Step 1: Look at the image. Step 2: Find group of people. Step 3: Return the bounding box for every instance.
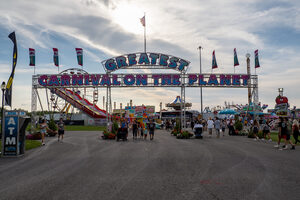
[118,118,156,140]
[131,119,156,140]
[38,118,65,145]
[273,117,299,150]
[189,115,299,150]
[191,117,228,138]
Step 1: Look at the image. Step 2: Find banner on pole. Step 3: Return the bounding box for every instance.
[29,48,35,66]
[53,48,59,67]
[212,50,218,69]
[5,32,18,107]
[254,49,260,68]
[234,48,239,67]
[75,48,83,66]
[140,16,145,27]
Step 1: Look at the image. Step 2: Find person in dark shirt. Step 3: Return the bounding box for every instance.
[274,118,284,148]
[280,118,295,150]
[132,119,138,140]
[57,118,65,142]
[148,119,156,140]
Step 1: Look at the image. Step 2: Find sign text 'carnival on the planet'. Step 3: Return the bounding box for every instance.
[36,73,253,88]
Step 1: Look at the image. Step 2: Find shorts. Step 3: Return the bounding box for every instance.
[281,133,290,140]
[149,131,154,135]
[208,128,212,134]
[58,130,64,135]
[263,130,270,134]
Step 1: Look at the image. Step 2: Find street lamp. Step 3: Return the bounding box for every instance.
[1,81,6,139]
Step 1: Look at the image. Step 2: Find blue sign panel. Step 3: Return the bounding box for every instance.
[3,116,19,156]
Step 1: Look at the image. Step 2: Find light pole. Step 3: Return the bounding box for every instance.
[198,46,203,116]
[1,81,6,139]
[246,53,251,105]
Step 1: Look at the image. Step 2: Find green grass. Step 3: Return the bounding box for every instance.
[0,140,42,152]
[25,140,42,150]
[65,125,106,131]
[268,132,298,144]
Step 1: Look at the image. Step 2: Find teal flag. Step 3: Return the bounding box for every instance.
[234,48,239,67]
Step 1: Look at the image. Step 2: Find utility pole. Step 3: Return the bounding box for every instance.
[198,46,203,115]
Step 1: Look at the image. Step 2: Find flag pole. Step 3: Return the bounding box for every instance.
[144,12,146,53]
[198,46,203,115]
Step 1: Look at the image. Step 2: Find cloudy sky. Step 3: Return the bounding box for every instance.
[0,0,299,112]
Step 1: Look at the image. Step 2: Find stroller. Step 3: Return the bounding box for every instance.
[117,128,128,141]
[194,124,203,139]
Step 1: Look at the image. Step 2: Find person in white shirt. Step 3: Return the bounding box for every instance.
[207,117,214,137]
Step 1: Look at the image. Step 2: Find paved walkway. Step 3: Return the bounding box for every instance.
[0,130,300,200]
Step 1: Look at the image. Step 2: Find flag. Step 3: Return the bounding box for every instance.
[254,49,260,68]
[5,32,18,107]
[29,48,35,66]
[140,15,145,27]
[234,48,239,67]
[53,48,59,67]
[75,48,83,66]
[212,50,218,69]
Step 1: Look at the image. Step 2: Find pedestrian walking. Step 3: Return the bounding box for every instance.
[292,119,300,144]
[207,117,214,137]
[191,120,195,130]
[139,121,144,139]
[132,119,138,140]
[252,120,260,140]
[279,118,295,150]
[143,121,148,140]
[214,117,221,138]
[274,117,284,148]
[39,119,48,145]
[228,119,235,136]
[148,119,155,140]
[221,120,226,136]
[57,118,65,142]
[262,119,272,141]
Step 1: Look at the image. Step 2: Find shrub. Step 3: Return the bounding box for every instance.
[48,118,57,131]
[247,127,254,138]
[174,119,181,133]
[234,120,243,131]
[112,121,119,134]
[176,130,193,139]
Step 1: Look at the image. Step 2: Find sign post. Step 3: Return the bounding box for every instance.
[2,111,19,156]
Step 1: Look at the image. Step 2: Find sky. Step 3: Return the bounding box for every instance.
[0,0,299,112]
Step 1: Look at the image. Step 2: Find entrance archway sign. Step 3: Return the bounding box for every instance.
[36,73,253,88]
[101,52,190,73]
[31,52,258,129]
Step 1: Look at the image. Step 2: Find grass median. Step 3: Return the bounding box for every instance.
[267,132,299,144]
[0,140,42,152]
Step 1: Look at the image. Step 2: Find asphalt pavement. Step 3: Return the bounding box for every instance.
[0,129,300,200]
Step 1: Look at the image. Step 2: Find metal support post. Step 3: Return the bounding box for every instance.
[198,46,203,115]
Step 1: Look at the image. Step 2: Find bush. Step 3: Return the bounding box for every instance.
[234,120,243,131]
[174,119,181,132]
[48,118,57,131]
[176,130,193,139]
[102,129,116,139]
[112,121,119,134]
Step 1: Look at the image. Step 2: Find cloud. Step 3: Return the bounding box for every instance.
[0,0,299,111]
